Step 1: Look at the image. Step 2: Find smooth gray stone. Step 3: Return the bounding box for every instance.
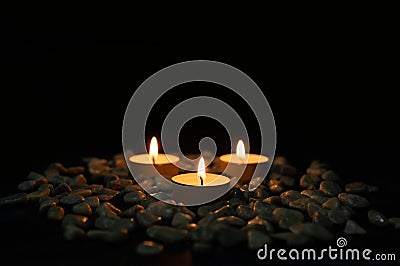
[146,201,177,219]
[88,184,104,193]
[29,189,50,202]
[27,171,45,180]
[124,191,146,205]
[216,216,246,227]
[60,194,84,205]
[68,174,87,187]
[73,202,92,216]
[177,206,196,219]
[244,216,275,233]
[236,205,256,220]
[121,205,145,218]
[368,210,389,226]
[321,170,340,181]
[171,213,193,228]
[214,205,236,218]
[146,225,188,245]
[63,224,86,240]
[319,181,342,196]
[345,182,367,193]
[18,180,37,192]
[39,198,58,213]
[38,184,53,193]
[214,226,246,247]
[136,211,162,228]
[197,213,217,227]
[272,208,304,229]
[301,189,325,198]
[47,206,65,221]
[197,201,229,218]
[84,196,100,208]
[272,232,313,247]
[289,197,315,212]
[61,214,89,229]
[300,175,320,188]
[87,229,128,243]
[229,197,244,208]
[328,209,347,224]
[344,220,367,234]
[136,241,164,256]
[95,216,136,231]
[312,211,333,227]
[66,166,85,176]
[53,183,72,195]
[289,222,334,242]
[97,194,115,202]
[96,202,121,217]
[338,193,369,208]
[107,179,133,191]
[341,206,354,219]
[253,201,276,221]
[263,196,282,205]
[307,202,323,218]
[280,190,306,205]
[322,197,341,210]
[247,230,271,250]
[0,193,29,206]
[71,189,92,197]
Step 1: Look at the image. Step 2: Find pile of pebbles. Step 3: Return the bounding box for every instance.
[1,155,399,256]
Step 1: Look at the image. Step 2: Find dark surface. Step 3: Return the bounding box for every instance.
[0,28,399,265]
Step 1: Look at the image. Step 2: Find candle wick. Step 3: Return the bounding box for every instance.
[152,157,156,164]
[199,176,204,186]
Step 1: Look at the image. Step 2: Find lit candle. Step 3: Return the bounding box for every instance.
[219,140,269,185]
[128,137,180,179]
[172,157,230,188]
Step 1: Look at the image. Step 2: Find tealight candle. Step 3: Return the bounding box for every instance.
[219,140,269,185]
[128,137,180,179]
[172,157,230,188]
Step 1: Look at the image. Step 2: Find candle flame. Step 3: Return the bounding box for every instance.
[149,137,158,163]
[197,157,206,185]
[236,140,245,159]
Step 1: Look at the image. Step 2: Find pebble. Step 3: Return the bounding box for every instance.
[84,196,100,208]
[95,216,136,231]
[136,211,162,228]
[289,222,333,242]
[0,193,29,206]
[197,201,229,218]
[368,210,389,226]
[306,167,326,177]
[172,213,193,228]
[307,202,323,218]
[18,180,37,192]
[71,189,92,197]
[214,225,246,247]
[60,194,84,205]
[344,220,367,234]
[62,214,89,229]
[177,206,196,220]
[321,170,339,181]
[104,174,119,183]
[69,174,87,187]
[328,209,347,224]
[338,193,369,208]
[136,241,164,255]
[253,201,276,221]
[319,181,342,196]
[322,197,341,210]
[272,232,312,247]
[280,190,306,205]
[250,186,269,200]
[53,183,72,195]
[66,166,85,176]
[247,230,271,249]
[38,184,53,193]
[29,189,51,202]
[228,197,242,208]
[269,184,285,194]
[312,210,333,227]
[236,205,256,220]
[106,179,133,190]
[87,229,128,243]
[300,175,320,188]
[388,217,400,229]
[124,191,147,205]
[289,197,315,212]
[121,205,145,218]
[39,198,58,213]
[97,194,115,202]
[273,208,304,229]
[146,225,188,245]
[48,206,65,221]
[197,213,217,227]
[63,224,86,240]
[96,202,121,217]
[146,201,177,219]
[27,171,45,180]
[88,184,104,193]
[73,202,92,216]
[216,216,246,227]
[214,205,236,218]
[341,206,354,219]
[301,189,329,204]
[263,196,282,205]
[244,216,275,233]
[345,182,367,193]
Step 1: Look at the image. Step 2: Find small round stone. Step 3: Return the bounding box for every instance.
[216,216,246,227]
[73,202,92,216]
[60,194,84,205]
[84,196,100,208]
[146,225,188,245]
[61,214,89,229]
[171,212,193,228]
[247,230,271,249]
[39,198,58,213]
[236,205,256,220]
[29,189,51,202]
[95,202,121,217]
[344,220,367,234]
[121,205,145,218]
[328,209,347,224]
[319,181,342,197]
[0,193,29,206]
[48,206,65,221]
[124,191,147,205]
[136,211,162,228]
[345,182,367,193]
[136,241,164,256]
[338,193,369,208]
[146,201,177,219]
[368,210,389,226]
[322,197,341,210]
[87,229,128,243]
[63,225,86,240]
[321,170,340,181]
[18,180,37,192]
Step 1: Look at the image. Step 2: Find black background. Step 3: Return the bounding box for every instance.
[0,25,399,265]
